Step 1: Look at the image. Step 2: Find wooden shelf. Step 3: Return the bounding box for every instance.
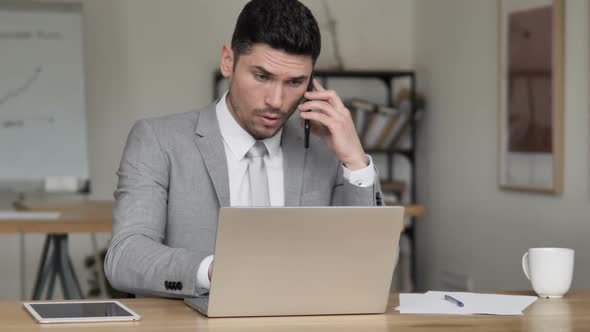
[380,180,406,195]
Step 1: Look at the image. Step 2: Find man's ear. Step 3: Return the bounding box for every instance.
[220,45,234,78]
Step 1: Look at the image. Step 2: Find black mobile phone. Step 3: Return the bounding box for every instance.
[304,74,313,149]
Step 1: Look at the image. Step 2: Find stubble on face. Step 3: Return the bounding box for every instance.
[222,44,312,141]
[226,88,300,140]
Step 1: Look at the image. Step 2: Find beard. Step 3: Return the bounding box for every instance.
[227,90,299,140]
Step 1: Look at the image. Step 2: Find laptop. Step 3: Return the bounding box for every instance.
[184,206,404,317]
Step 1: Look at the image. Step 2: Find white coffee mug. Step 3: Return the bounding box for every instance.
[522,248,574,298]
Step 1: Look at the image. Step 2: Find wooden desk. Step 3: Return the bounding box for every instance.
[3,201,421,300]
[3,201,113,300]
[19,201,425,219]
[0,210,112,234]
[3,290,589,331]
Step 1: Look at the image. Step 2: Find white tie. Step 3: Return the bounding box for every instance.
[246,141,270,206]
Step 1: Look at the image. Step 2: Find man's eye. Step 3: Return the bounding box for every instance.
[255,73,268,81]
[289,80,303,87]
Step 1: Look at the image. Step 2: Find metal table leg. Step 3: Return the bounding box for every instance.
[58,235,82,299]
[31,234,83,300]
[31,236,51,300]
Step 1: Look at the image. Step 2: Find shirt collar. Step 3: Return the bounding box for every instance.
[216,91,282,160]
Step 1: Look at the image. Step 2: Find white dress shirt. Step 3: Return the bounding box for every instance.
[196,92,376,291]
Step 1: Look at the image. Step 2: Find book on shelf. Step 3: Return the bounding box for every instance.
[362,105,399,149]
[347,89,425,151]
[383,88,427,150]
[375,106,402,148]
[381,100,412,149]
[347,99,377,139]
[384,99,426,150]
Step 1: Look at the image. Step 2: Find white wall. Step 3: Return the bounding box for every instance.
[414,0,590,291]
[0,0,415,300]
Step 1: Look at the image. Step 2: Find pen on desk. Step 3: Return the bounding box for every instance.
[444,295,464,307]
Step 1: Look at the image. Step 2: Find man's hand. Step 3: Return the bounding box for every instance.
[298,79,368,170]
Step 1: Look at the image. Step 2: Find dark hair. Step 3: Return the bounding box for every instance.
[231,0,321,64]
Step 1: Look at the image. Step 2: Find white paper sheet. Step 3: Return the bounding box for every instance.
[396,291,537,315]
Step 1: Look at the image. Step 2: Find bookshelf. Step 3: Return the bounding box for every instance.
[213,70,423,288]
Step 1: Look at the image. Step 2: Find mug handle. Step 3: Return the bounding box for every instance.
[522,252,531,280]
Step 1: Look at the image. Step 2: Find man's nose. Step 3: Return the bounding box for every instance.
[264,84,283,110]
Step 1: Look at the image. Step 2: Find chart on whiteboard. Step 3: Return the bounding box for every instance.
[0,66,53,126]
[0,4,88,189]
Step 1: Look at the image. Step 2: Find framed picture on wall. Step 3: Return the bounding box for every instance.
[498,0,565,194]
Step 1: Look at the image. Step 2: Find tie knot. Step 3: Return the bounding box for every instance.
[246,141,268,159]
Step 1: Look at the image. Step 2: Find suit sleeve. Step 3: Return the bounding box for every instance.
[104,119,208,298]
[331,155,383,206]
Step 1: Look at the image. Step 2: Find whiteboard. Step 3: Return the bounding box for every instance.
[0,3,88,192]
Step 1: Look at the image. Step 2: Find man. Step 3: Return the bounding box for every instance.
[105,0,382,298]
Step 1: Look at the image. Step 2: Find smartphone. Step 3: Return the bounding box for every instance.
[304,74,314,149]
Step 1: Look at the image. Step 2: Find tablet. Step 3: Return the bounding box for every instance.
[23,300,141,324]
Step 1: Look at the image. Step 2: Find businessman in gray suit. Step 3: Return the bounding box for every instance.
[105,0,383,298]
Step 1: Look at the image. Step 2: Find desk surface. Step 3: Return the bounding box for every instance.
[0,201,424,234]
[0,201,112,234]
[3,290,589,331]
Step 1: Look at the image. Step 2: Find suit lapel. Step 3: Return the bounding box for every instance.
[193,104,230,207]
[282,120,306,206]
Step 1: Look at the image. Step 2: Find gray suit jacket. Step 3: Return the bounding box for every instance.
[104,102,382,298]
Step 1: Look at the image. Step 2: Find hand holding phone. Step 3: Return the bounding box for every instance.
[299,78,369,171]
